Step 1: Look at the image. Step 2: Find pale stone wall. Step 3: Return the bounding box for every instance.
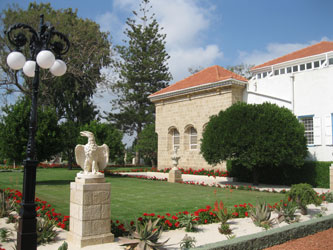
[67,177,114,247]
[154,85,245,171]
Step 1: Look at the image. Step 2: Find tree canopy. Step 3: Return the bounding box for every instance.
[0,2,111,120]
[201,102,308,184]
[0,97,62,164]
[106,0,172,164]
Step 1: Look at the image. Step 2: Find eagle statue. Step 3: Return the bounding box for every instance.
[75,131,109,175]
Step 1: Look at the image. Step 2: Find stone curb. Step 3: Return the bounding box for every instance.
[192,214,333,250]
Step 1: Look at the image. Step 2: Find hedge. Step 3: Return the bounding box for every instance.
[227,160,332,188]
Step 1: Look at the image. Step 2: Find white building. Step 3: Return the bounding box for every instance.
[245,41,333,161]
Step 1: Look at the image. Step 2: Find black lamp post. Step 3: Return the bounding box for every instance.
[5,15,70,250]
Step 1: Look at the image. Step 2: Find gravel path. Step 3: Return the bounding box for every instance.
[265,227,333,250]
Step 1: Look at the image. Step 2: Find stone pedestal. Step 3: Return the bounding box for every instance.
[67,176,114,248]
[330,164,333,192]
[168,168,183,183]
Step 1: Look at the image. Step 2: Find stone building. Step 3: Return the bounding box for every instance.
[149,41,333,171]
[149,65,248,170]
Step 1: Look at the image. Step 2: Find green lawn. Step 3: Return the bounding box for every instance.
[0,168,285,222]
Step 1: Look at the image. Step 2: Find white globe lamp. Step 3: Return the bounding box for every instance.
[49,59,67,76]
[36,50,55,69]
[23,60,36,77]
[7,51,26,70]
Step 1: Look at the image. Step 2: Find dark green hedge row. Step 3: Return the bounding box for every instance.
[227,160,332,188]
[194,214,333,250]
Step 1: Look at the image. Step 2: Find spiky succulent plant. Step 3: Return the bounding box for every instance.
[250,199,274,229]
[119,218,169,250]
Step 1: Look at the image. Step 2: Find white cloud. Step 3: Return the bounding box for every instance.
[238,37,330,66]
[169,45,223,81]
[95,0,223,83]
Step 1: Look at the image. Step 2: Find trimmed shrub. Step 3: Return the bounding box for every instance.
[227,161,332,188]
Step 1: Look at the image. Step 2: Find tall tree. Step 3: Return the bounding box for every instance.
[0,2,111,106]
[0,3,111,166]
[107,0,172,164]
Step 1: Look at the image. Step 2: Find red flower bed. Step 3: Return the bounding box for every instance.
[3,188,69,230]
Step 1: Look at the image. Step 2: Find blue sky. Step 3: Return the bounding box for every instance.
[1,0,333,144]
[2,0,333,83]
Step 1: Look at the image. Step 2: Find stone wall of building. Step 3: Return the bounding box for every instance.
[154,84,244,171]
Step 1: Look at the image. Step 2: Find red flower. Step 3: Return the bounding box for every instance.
[116,220,119,224]
[204,219,207,224]
[166,213,171,217]
[234,205,238,208]
[172,215,178,220]
[175,221,180,227]
[130,221,134,226]
[138,217,143,221]
[245,212,249,217]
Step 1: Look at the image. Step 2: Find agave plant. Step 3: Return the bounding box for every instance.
[274,199,299,224]
[178,213,198,232]
[36,217,58,245]
[180,234,196,249]
[0,228,12,242]
[250,199,274,229]
[119,218,169,250]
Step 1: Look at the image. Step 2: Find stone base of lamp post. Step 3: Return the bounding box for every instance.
[67,176,114,248]
[330,164,333,192]
[168,168,183,183]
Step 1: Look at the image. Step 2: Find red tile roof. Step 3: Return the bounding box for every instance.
[150,65,248,97]
[252,41,333,70]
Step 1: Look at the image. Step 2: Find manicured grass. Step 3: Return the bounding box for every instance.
[0,168,285,222]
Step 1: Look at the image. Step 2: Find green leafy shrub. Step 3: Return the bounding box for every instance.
[250,199,274,229]
[119,219,169,250]
[178,213,198,232]
[180,234,196,249]
[287,183,322,215]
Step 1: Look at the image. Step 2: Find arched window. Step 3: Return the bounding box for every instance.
[168,127,180,151]
[189,127,197,149]
[173,129,180,150]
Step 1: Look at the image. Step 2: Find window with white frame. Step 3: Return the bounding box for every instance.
[189,127,197,149]
[299,117,314,145]
[173,129,180,150]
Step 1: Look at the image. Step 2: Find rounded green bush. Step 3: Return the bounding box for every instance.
[287,183,322,215]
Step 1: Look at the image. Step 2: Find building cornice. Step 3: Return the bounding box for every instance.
[251,51,333,73]
[149,79,246,103]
